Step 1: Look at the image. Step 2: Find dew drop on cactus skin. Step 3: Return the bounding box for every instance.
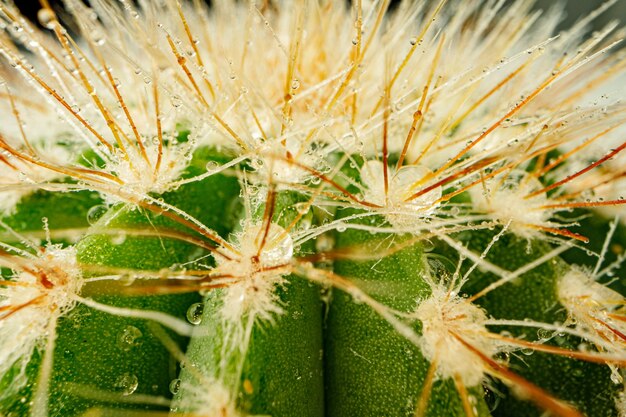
[169,378,182,395]
[86,204,108,225]
[186,303,204,325]
[113,373,139,396]
[118,326,143,351]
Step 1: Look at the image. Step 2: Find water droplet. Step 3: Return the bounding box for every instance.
[186,303,204,325]
[87,205,108,225]
[260,224,294,265]
[299,218,312,231]
[37,8,55,30]
[91,30,106,45]
[169,378,181,394]
[111,233,126,245]
[250,158,264,170]
[393,164,442,213]
[537,328,552,340]
[118,326,142,351]
[169,263,184,272]
[170,95,183,108]
[291,79,300,90]
[205,160,220,171]
[421,239,434,252]
[119,273,136,286]
[114,373,138,396]
[315,234,334,253]
[520,348,534,356]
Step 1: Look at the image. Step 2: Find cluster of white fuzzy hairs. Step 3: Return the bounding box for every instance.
[0,0,625,417]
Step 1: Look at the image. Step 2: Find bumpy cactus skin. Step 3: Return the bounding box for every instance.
[0,1,625,417]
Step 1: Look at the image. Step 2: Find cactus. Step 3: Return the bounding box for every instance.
[0,0,625,416]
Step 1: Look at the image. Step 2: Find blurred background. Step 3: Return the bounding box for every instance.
[13,0,626,32]
[533,0,625,29]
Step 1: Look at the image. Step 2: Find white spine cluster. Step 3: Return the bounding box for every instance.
[0,245,82,397]
[216,222,294,323]
[415,284,502,387]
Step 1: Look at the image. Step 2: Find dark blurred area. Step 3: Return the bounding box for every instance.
[14,0,626,32]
